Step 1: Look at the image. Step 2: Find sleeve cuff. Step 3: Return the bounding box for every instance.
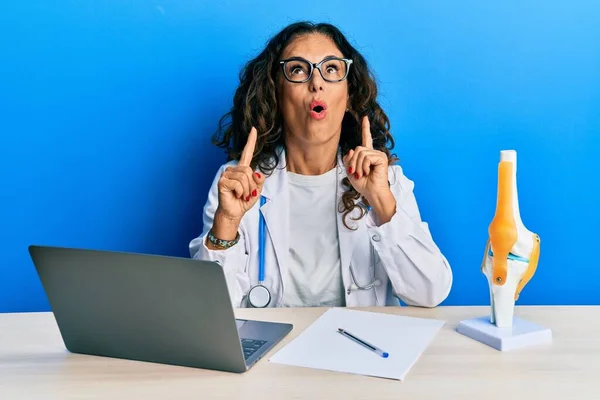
[192,231,246,265]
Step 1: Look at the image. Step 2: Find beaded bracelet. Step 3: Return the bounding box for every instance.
[207,229,240,249]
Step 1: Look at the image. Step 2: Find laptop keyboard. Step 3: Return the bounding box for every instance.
[241,338,267,360]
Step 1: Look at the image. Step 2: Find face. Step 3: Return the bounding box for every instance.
[277,33,349,146]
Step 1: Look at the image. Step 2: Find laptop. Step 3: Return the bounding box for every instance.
[28,245,293,373]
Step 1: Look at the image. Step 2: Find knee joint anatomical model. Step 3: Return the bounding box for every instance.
[481,150,540,328]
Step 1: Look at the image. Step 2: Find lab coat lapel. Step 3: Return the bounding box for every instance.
[335,153,357,293]
[259,149,289,296]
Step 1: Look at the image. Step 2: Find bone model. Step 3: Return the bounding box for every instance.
[481,150,541,328]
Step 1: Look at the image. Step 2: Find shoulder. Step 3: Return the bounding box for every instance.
[387,163,415,196]
[212,159,240,177]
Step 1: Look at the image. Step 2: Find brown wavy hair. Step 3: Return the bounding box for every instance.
[212,21,398,229]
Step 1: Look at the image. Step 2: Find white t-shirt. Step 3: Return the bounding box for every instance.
[281,167,345,307]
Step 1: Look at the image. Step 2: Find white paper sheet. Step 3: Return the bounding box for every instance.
[269,308,445,380]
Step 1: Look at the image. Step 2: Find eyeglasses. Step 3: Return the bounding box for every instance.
[279,56,353,83]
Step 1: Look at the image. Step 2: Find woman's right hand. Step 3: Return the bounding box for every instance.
[214,127,265,231]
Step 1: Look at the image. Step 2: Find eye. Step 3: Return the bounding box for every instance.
[286,61,309,76]
[326,64,339,73]
[322,59,345,79]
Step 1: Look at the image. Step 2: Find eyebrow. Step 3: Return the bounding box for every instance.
[286,54,342,61]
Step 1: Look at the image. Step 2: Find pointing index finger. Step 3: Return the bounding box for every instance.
[239,127,257,167]
[362,116,373,149]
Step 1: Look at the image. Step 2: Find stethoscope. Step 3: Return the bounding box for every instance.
[246,195,381,308]
[247,196,272,308]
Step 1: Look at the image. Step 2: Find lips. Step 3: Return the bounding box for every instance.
[309,100,327,120]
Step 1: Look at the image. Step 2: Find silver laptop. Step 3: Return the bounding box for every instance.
[28,245,293,373]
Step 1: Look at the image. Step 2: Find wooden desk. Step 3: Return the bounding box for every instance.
[1,306,599,399]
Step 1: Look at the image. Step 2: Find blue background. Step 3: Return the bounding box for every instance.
[2,1,599,312]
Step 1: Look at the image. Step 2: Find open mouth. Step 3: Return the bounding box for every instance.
[309,100,327,119]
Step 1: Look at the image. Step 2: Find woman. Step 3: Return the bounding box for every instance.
[189,21,452,309]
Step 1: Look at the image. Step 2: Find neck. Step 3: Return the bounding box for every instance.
[284,135,339,175]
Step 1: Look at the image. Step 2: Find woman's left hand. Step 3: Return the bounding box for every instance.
[343,116,391,203]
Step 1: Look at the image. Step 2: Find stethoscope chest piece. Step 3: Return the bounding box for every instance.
[248,284,271,308]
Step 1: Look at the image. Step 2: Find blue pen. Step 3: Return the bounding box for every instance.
[337,328,389,358]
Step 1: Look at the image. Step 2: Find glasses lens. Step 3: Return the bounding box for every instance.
[321,59,347,82]
[284,59,311,82]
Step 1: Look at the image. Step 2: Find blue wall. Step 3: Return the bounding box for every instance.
[2,1,599,312]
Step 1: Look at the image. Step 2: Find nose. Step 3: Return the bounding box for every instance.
[308,68,325,93]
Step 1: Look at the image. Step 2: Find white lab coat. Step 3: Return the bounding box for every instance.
[189,148,452,308]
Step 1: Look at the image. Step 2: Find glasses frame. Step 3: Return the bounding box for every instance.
[279,56,353,83]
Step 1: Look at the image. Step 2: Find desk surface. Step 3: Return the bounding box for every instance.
[1,306,599,399]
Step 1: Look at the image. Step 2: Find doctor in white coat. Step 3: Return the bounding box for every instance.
[189,22,452,309]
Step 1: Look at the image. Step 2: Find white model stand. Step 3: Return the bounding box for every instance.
[457,316,552,351]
